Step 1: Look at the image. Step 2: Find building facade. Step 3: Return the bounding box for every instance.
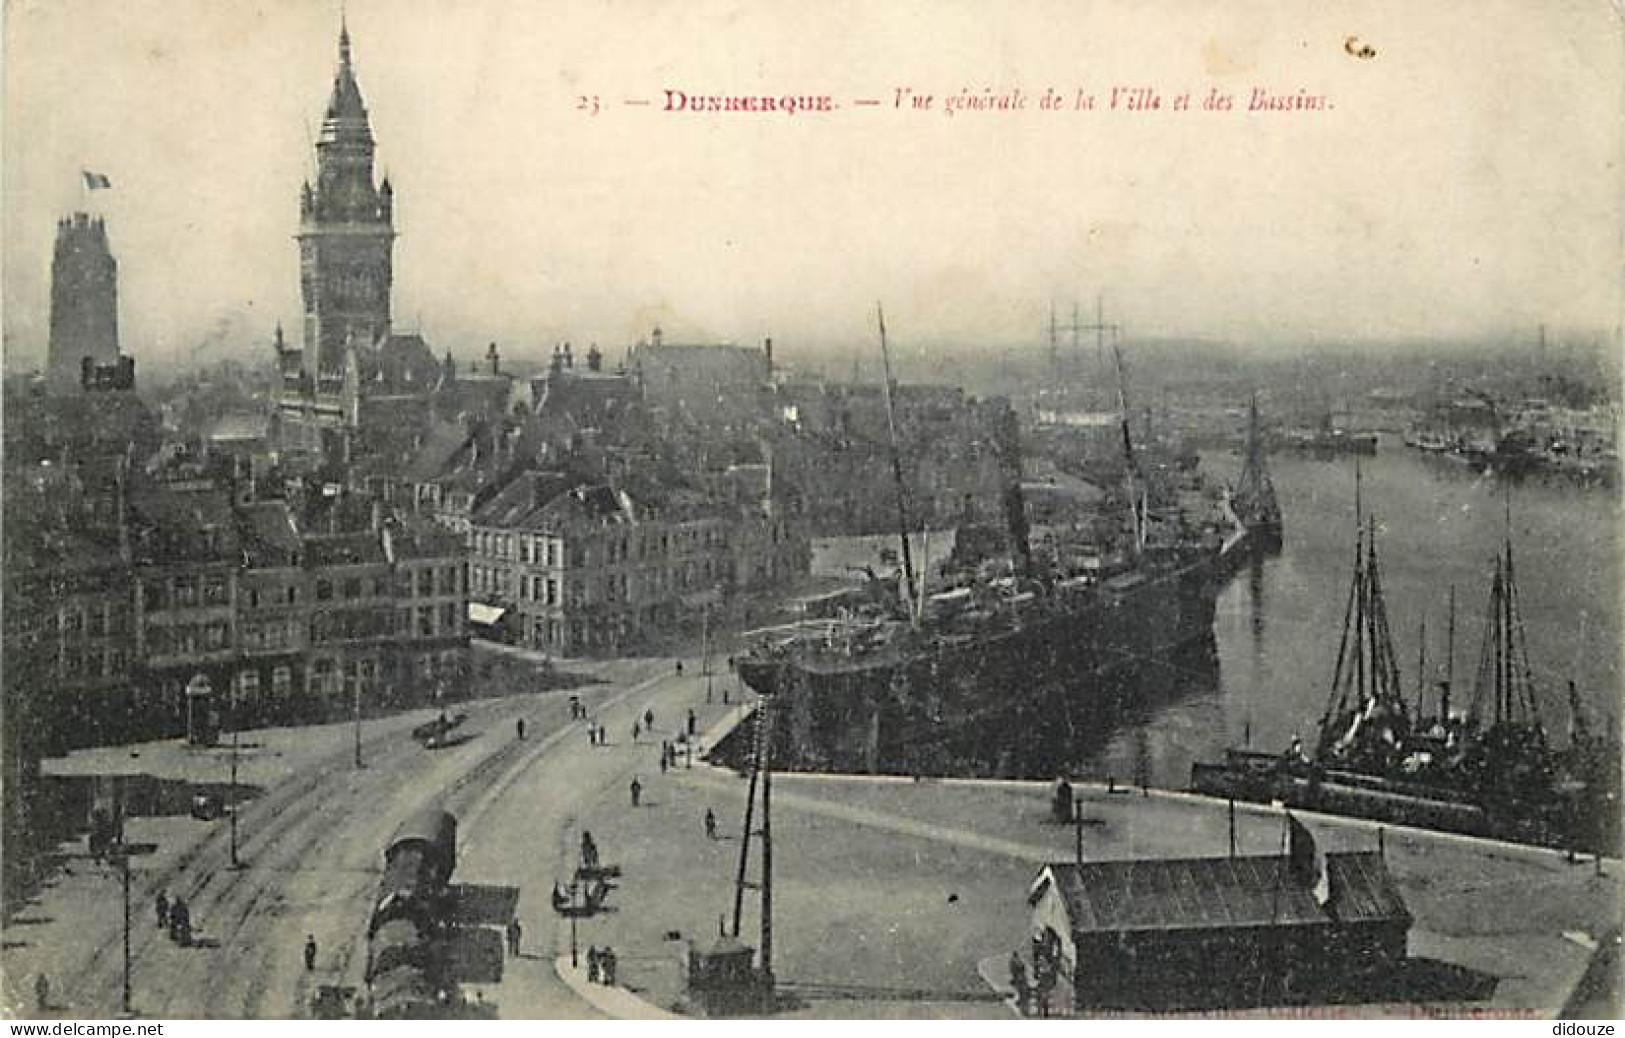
[468,473,805,656]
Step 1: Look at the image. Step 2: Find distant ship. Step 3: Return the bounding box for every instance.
[1230,394,1283,552]
[736,307,1222,775]
[1271,413,1378,456]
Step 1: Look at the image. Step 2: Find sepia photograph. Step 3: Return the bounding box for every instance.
[2,0,1621,1023]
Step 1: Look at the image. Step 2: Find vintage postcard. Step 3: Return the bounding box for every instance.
[3,0,1620,1023]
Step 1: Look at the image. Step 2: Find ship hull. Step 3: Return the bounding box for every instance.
[1190,749,1618,856]
[740,557,1220,775]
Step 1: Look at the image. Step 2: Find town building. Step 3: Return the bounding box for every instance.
[1026,840,1410,1012]
[274,24,439,464]
[467,472,806,656]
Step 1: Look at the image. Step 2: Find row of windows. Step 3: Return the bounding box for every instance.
[31,605,132,637]
[141,574,232,612]
[145,621,232,657]
[146,565,465,613]
[241,620,302,652]
[51,647,127,680]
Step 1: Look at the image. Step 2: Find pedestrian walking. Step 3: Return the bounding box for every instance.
[631,721,640,742]
[304,934,318,971]
[601,947,618,986]
[687,708,697,736]
[581,831,599,869]
[587,724,596,746]
[644,708,654,730]
[516,718,526,741]
[704,808,717,840]
[169,897,190,944]
[155,889,170,930]
[630,777,642,807]
[676,661,684,676]
[507,918,522,956]
[586,946,600,983]
[34,972,49,1012]
[659,748,668,774]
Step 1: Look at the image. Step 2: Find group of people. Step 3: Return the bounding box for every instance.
[155,889,192,946]
[584,945,618,986]
[657,740,691,773]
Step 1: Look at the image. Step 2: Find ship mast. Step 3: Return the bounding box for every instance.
[876,303,920,623]
[1110,338,1146,556]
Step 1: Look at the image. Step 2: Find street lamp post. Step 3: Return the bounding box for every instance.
[569,881,580,967]
[119,848,131,1015]
[352,674,364,770]
[228,679,241,868]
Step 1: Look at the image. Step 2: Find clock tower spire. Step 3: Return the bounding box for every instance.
[298,17,394,375]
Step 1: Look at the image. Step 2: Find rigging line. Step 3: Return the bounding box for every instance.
[1322,525,1363,731]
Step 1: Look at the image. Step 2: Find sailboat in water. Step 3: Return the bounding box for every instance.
[1231,394,1283,551]
[1191,482,1616,854]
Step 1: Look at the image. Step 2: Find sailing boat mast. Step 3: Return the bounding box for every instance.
[1109,339,1146,556]
[876,304,920,622]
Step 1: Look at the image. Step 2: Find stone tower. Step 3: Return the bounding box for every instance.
[298,20,394,376]
[47,213,120,389]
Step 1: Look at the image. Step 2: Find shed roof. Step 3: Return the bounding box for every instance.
[1031,852,1408,935]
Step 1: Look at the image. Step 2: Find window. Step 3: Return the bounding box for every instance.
[174,577,198,608]
[247,588,260,609]
[342,578,361,599]
[417,569,434,596]
[440,602,457,631]
[239,670,260,698]
[62,608,83,634]
[546,578,558,605]
[143,582,166,611]
[373,577,389,597]
[441,566,457,594]
[204,576,228,605]
[272,666,291,695]
[287,585,299,604]
[87,608,106,637]
[417,607,433,638]
[316,579,333,602]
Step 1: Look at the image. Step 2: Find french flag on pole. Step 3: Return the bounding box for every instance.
[82,170,112,190]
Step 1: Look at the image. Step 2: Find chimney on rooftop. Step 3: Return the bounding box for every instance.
[765,337,774,378]
[651,326,663,349]
[564,342,574,370]
[487,342,501,376]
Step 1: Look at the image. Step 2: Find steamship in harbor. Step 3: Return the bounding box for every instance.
[735,307,1225,775]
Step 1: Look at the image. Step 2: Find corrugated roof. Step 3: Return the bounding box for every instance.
[1325,851,1411,925]
[1034,855,1356,934]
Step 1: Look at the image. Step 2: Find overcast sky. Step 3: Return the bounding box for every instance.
[4,0,1621,374]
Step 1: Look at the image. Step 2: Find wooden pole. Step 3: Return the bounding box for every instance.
[121,852,132,1015]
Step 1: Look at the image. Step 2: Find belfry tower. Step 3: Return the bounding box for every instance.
[47,213,120,390]
[298,19,394,375]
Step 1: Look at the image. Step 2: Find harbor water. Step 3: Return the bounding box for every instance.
[1093,441,1622,789]
[795,442,1622,788]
